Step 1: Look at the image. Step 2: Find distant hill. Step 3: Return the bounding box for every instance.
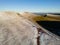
[48,13,60,15]
[32,12,60,15]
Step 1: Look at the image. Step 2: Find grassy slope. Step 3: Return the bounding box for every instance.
[21,12,60,22]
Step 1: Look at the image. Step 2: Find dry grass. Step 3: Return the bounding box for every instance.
[21,12,60,22]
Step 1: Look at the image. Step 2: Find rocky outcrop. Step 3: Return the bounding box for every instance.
[0,12,38,45]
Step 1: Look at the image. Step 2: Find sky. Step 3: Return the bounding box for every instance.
[0,0,60,13]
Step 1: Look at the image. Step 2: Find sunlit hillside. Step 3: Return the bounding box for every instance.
[21,12,60,22]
